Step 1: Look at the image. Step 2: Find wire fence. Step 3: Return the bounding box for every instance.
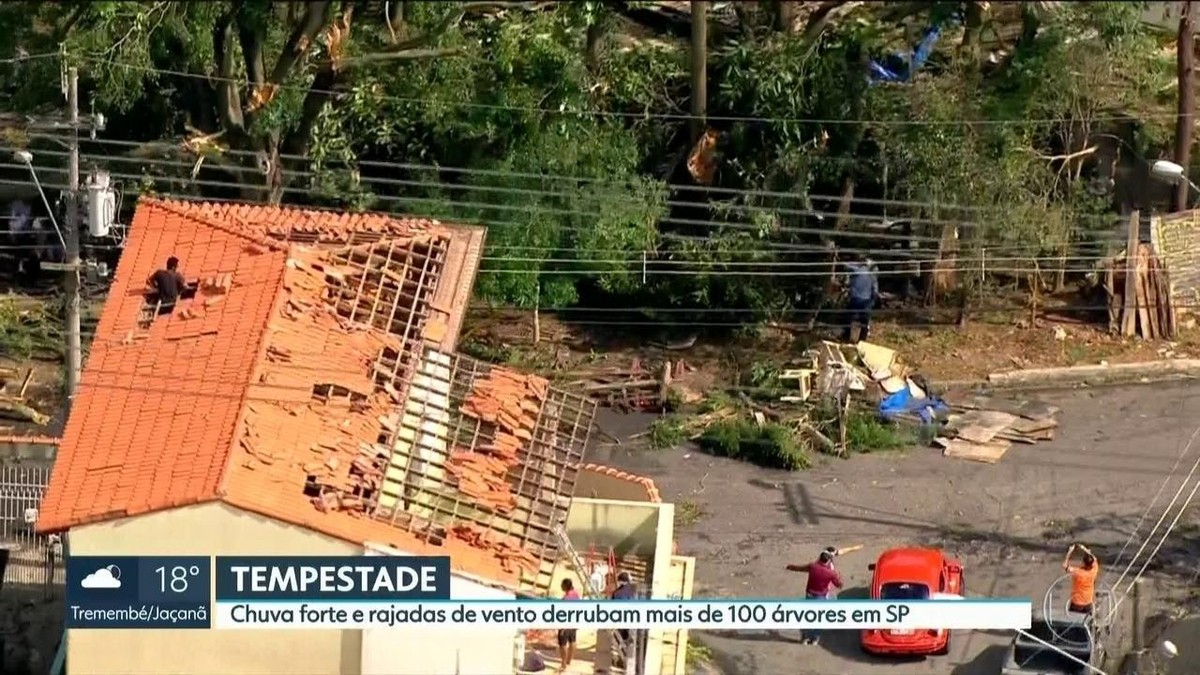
[0,463,64,595]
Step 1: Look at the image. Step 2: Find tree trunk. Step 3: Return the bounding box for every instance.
[690,1,708,143]
[585,20,603,72]
[775,1,801,32]
[961,2,984,65]
[834,178,856,229]
[1174,2,1195,212]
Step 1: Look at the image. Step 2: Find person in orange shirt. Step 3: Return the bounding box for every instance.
[1062,543,1100,615]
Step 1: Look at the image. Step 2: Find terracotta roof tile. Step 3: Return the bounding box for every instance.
[579,463,662,502]
[36,198,595,587]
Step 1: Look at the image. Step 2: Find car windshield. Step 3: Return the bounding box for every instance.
[880,582,930,600]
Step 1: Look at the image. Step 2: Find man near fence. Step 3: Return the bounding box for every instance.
[842,255,880,343]
[785,548,844,645]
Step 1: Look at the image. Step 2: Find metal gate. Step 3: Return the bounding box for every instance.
[0,464,64,594]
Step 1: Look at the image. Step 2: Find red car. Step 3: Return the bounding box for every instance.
[860,547,964,657]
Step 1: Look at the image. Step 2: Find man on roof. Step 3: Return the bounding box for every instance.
[1062,543,1100,615]
[146,256,188,314]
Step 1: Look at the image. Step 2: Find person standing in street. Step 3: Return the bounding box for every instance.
[786,548,844,645]
[1062,543,1100,615]
[556,578,581,670]
[610,572,638,669]
[842,255,880,343]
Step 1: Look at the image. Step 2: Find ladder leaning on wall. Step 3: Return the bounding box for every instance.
[551,523,634,667]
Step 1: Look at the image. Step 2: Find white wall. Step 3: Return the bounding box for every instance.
[362,544,516,675]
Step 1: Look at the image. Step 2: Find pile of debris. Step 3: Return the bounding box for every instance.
[564,357,693,411]
[800,339,1062,464]
[0,367,48,427]
[803,340,944,418]
[934,394,1061,464]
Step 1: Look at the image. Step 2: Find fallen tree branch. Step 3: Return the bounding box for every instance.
[0,400,48,426]
[1030,145,1098,163]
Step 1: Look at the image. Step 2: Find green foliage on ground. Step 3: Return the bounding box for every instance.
[698,418,810,471]
[0,1,1178,320]
[648,415,686,450]
[0,299,62,361]
[843,411,917,452]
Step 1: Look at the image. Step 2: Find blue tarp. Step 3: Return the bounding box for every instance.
[879,387,948,424]
[868,26,942,84]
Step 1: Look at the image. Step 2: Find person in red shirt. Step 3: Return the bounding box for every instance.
[786,548,844,645]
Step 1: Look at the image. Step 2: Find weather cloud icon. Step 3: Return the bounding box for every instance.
[80,565,122,589]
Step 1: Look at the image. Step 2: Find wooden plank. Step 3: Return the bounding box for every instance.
[1121,211,1140,336]
[1135,246,1153,339]
[1142,246,1161,339]
[956,410,1019,443]
[1008,417,1059,434]
[994,431,1038,445]
[942,439,1012,464]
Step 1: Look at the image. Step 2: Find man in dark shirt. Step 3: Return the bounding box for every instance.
[786,548,844,644]
[842,255,880,343]
[147,256,187,314]
[610,572,637,668]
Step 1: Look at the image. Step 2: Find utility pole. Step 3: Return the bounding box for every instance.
[1174,1,1195,212]
[689,1,707,143]
[64,67,82,396]
[1131,578,1145,673]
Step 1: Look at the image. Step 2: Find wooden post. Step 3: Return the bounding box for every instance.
[659,359,673,410]
[532,284,541,345]
[689,1,708,143]
[1029,260,1040,327]
[837,392,850,457]
[1175,2,1196,212]
[1121,211,1140,337]
[1132,577,1145,672]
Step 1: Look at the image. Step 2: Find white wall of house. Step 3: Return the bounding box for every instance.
[362,543,517,675]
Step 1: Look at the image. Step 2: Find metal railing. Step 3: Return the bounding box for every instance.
[0,464,64,595]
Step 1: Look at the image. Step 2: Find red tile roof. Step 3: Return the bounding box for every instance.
[36,198,543,581]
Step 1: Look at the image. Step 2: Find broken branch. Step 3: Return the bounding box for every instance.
[0,400,48,426]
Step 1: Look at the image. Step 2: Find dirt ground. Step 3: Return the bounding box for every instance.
[588,384,1200,675]
[464,307,1200,391]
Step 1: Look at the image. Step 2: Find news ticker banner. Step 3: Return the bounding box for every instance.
[65,556,1032,631]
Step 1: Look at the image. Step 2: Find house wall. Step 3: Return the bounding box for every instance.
[67,502,362,675]
[573,470,656,503]
[548,498,688,675]
[363,543,515,675]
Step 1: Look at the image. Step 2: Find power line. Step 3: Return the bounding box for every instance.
[28,131,1138,227]
[0,156,1137,255]
[1102,423,1200,625]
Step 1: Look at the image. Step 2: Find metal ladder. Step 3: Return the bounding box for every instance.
[552,523,631,662]
[552,523,606,598]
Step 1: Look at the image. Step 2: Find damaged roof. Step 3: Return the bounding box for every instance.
[34,198,599,584]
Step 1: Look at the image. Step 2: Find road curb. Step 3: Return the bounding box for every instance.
[985,359,1200,390]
